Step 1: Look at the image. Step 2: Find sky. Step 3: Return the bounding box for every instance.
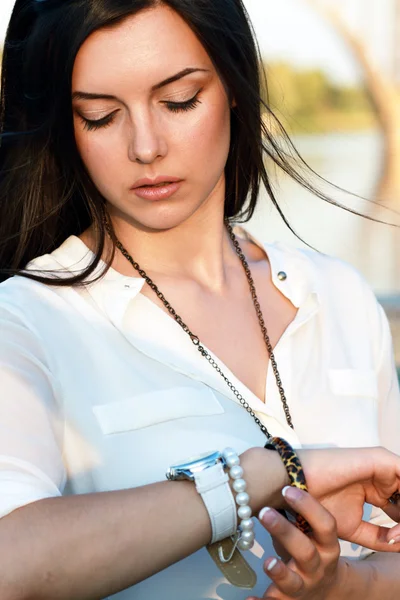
[0,0,395,84]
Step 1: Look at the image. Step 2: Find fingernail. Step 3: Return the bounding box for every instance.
[259,507,271,521]
[267,558,278,572]
[258,507,277,525]
[389,537,400,545]
[282,485,303,502]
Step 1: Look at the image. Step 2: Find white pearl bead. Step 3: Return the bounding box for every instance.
[232,478,247,493]
[238,539,254,551]
[237,505,252,520]
[240,530,255,543]
[236,492,250,506]
[225,454,240,468]
[229,465,244,480]
[222,447,236,459]
[240,518,254,531]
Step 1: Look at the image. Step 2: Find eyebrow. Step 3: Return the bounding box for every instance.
[72,67,210,101]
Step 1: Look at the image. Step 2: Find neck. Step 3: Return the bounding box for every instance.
[105,205,239,292]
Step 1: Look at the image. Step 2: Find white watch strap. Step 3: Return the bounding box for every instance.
[194,462,237,544]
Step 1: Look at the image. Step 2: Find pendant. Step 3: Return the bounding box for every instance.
[207,536,257,589]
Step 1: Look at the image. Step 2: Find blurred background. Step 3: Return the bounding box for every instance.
[1,0,400,362]
[243,0,400,366]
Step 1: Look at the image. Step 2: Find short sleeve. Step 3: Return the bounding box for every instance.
[0,303,66,518]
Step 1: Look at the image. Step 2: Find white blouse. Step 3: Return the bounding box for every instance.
[0,231,399,600]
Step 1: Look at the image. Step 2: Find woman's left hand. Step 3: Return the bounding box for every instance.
[248,486,349,600]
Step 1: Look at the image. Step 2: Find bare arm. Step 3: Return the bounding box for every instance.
[328,553,400,600]
[3,445,400,600]
[0,447,288,600]
[363,553,400,599]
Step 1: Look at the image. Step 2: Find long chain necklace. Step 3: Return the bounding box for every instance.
[105,219,294,438]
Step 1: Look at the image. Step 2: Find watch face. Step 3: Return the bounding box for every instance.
[166,450,222,481]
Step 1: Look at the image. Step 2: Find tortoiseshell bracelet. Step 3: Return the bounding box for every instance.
[264,436,312,535]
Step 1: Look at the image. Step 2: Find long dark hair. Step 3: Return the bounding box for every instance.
[0,0,358,284]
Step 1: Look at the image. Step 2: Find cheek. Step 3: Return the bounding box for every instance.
[74,123,124,191]
[180,100,231,170]
[75,133,102,172]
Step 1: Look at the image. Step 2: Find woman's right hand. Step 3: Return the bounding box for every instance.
[243,446,400,553]
[297,446,400,551]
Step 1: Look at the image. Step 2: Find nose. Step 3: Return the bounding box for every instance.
[127,111,167,165]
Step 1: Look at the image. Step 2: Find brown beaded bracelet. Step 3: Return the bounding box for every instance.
[264,436,312,535]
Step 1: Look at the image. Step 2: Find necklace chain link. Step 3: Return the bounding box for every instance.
[105,220,294,438]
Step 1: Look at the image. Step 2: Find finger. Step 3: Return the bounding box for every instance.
[282,486,339,549]
[387,523,400,547]
[259,507,321,575]
[346,520,400,552]
[272,535,292,563]
[263,556,304,597]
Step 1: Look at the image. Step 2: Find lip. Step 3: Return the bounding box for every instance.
[131,175,182,189]
[131,176,183,202]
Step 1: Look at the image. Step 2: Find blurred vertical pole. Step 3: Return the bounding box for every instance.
[394,0,400,83]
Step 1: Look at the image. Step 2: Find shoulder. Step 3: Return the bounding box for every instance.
[237,225,379,315]
[0,236,89,317]
[266,241,375,302]
[264,240,387,343]
[267,242,392,366]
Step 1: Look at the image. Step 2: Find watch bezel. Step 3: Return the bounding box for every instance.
[166,450,226,481]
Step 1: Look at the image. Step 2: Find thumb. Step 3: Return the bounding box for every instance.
[348,521,400,552]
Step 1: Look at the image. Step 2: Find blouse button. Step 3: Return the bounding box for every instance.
[277,271,287,281]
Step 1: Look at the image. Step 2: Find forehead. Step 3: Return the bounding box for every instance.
[72,6,213,92]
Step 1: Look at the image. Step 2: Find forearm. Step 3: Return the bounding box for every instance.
[362,552,400,599]
[328,553,400,600]
[0,447,288,600]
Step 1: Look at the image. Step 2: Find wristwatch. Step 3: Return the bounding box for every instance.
[166,450,225,480]
[166,450,237,544]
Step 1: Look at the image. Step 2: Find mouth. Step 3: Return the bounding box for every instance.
[131,179,183,201]
[132,176,182,190]
[137,182,175,189]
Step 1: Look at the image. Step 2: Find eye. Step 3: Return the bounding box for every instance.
[78,109,119,131]
[163,92,202,113]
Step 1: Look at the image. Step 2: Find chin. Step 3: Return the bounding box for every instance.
[117,202,205,233]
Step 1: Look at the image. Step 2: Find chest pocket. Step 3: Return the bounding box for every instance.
[328,369,378,399]
[323,369,380,447]
[92,384,224,435]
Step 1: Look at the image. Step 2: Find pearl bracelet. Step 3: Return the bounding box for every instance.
[219,447,255,563]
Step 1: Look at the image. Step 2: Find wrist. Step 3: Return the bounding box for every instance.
[326,558,372,600]
[240,447,290,514]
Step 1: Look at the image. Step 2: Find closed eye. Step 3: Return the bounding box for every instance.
[163,91,201,113]
[77,91,202,130]
[78,109,120,131]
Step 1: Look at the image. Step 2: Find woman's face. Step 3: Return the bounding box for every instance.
[72,5,232,232]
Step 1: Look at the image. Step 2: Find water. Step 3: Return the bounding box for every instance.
[247,130,400,297]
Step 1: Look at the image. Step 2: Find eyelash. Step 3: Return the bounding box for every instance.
[79,92,202,131]
[163,93,201,113]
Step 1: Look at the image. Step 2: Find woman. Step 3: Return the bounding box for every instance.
[1,1,400,599]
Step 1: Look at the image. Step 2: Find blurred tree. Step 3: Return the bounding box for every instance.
[394,0,400,83]
[265,61,373,133]
[306,0,400,205]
